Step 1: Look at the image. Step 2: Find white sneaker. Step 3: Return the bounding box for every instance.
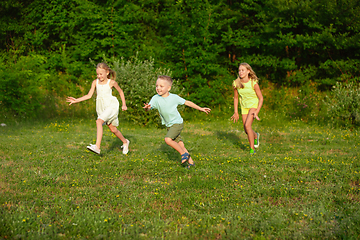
[121,139,130,154]
[87,144,100,154]
[254,132,260,148]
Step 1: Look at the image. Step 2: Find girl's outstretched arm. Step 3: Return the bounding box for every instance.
[253,84,263,120]
[231,88,239,123]
[112,81,127,111]
[184,101,211,114]
[66,80,96,105]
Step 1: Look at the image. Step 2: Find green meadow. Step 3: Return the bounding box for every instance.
[1,114,359,239]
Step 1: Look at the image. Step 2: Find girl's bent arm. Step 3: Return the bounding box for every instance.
[231,88,239,122]
[254,84,263,114]
[67,80,96,105]
[112,81,127,111]
[184,101,211,114]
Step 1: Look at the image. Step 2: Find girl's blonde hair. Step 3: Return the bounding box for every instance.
[233,62,259,89]
[97,62,116,81]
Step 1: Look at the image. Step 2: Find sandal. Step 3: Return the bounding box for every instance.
[187,163,195,169]
[181,152,190,165]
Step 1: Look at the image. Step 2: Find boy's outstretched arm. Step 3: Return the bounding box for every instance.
[143,103,151,111]
[184,101,211,114]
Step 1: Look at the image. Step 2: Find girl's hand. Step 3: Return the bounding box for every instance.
[253,112,260,121]
[143,103,151,111]
[231,112,239,123]
[200,107,211,114]
[66,97,77,105]
[122,105,127,111]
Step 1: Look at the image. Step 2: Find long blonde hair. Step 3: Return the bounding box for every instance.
[233,62,259,89]
[96,62,116,81]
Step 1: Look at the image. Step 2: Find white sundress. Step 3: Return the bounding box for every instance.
[96,79,119,126]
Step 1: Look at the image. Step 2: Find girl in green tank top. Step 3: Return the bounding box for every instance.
[231,63,264,154]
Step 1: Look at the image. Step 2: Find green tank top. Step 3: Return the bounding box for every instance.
[233,79,259,109]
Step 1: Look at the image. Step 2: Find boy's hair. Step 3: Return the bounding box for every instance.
[233,62,259,89]
[158,75,173,86]
[97,62,116,81]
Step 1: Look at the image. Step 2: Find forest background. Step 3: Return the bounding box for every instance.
[0,0,359,128]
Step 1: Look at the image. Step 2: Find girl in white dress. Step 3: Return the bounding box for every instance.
[67,63,130,155]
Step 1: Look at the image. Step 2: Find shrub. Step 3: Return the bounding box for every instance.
[288,83,325,123]
[324,81,360,128]
[0,55,50,120]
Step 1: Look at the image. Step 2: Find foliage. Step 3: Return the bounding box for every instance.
[0,55,50,119]
[324,80,360,128]
[97,55,185,126]
[0,0,359,127]
[288,83,326,123]
[0,118,359,239]
[1,0,359,98]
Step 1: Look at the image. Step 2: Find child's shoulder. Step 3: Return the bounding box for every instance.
[169,93,180,97]
[251,78,259,85]
[169,93,186,100]
[232,77,240,88]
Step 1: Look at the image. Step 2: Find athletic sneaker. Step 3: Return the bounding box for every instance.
[121,139,130,154]
[254,132,260,148]
[87,144,100,154]
[250,148,256,154]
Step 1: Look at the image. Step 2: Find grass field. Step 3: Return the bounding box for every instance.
[0,115,359,239]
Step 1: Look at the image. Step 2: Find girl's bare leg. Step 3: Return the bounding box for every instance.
[95,119,104,150]
[242,109,257,150]
[108,123,127,144]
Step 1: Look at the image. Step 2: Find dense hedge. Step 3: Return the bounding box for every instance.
[0,0,359,125]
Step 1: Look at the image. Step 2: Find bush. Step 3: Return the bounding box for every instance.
[288,83,325,123]
[0,55,50,120]
[96,55,184,126]
[324,81,360,128]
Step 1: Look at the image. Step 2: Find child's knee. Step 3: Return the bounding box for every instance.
[243,124,248,133]
[96,119,103,126]
[164,137,173,145]
[109,126,117,134]
[243,124,252,134]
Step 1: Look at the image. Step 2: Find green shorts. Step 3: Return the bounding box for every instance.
[241,103,258,114]
[165,123,184,143]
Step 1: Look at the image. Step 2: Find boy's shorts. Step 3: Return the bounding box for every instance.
[241,103,258,114]
[165,123,183,143]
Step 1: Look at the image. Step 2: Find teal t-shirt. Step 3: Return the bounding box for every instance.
[149,93,186,127]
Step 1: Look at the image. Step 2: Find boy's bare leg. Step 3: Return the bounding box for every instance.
[165,138,194,164]
[178,141,194,165]
[165,137,186,155]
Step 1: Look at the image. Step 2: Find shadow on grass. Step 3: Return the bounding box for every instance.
[159,143,179,163]
[216,130,247,150]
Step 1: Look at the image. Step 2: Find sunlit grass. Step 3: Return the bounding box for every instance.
[0,116,359,239]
